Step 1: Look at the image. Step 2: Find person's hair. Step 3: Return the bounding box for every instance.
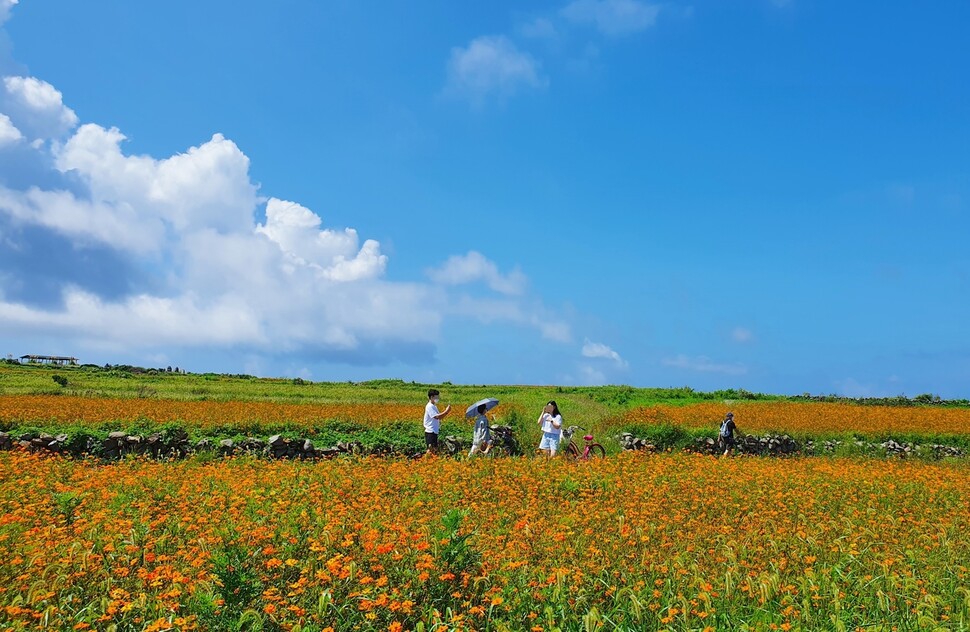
[477,403,487,414]
[726,412,734,418]
[428,389,440,399]
[547,400,561,418]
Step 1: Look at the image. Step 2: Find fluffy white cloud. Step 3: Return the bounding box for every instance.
[0,123,258,255]
[56,124,257,234]
[256,198,386,282]
[0,287,263,348]
[445,36,547,104]
[561,0,661,36]
[581,339,627,366]
[0,112,21,145]
[0,88,572,365]
[427,250,526,295]
[1,76,78,139]
[0,185,165,252]
[662,354,747,376]
[0,113,440,358]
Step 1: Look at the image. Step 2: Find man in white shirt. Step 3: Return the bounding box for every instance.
[423,388,452,452]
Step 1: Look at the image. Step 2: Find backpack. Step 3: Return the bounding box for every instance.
[719,419,734,438]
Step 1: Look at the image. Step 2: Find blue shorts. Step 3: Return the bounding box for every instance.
[539,432,560,450]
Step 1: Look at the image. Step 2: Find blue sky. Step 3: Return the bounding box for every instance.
[0,0,968,397]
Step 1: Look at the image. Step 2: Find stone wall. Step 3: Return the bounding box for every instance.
[615,432,966,458]
[0,424,522,460]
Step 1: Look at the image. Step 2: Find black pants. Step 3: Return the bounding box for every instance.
[425,432,439,450]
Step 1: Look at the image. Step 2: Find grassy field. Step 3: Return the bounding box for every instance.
[2,363,970,453]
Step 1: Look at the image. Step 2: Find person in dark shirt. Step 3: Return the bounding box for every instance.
[719,412,737,457]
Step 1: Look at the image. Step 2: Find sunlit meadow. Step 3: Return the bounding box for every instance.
[1,451,968,631]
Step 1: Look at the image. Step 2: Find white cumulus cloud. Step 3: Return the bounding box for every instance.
[0,112,22,146]
[445,35,547,105]
[581,339,627,366]
[0,98,572,365]
[0,115,438,358]
[427,250,527,295]
[1,76,78,139]
[0,185,165,253]
[561,0,661,37]
[56,124,257,234]
[256,198,386,282]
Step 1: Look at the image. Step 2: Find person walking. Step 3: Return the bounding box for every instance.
[424,389,452,453]
[719,411,737,456]
[468,403,493,457]
[537,400,563,457]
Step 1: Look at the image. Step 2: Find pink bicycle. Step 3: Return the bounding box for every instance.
[562,425,606,460]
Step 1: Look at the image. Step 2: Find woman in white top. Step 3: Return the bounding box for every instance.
[537,400,563,457]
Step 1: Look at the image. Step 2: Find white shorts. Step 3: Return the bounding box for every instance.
[539,432,560,450]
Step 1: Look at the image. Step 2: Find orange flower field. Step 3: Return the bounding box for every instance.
[5,395,970,441]
[0,395,415,431]
[617,402,970,436]
[1,451,968,630]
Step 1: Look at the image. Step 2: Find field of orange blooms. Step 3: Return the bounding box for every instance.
[1,450,968,631]
[6,396,970,443]
[616,402,970,437]
[0,395,418,432]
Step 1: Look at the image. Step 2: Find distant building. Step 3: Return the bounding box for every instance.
[19,355,79,366]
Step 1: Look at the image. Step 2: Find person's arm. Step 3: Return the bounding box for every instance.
[552,415,562,429]
[434,405,451,420]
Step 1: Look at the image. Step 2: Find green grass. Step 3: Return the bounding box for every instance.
[3,362,969,458]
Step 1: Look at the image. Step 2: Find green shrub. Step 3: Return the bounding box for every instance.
[618,423,696,450]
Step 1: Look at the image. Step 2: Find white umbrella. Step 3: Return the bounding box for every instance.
[466,398,499,418]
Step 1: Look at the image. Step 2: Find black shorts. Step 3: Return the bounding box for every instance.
[425,432,439,449]
[720,435,735,449]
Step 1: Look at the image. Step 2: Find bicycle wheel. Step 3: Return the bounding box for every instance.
[565,441,580,459]
[586,443,606,459]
